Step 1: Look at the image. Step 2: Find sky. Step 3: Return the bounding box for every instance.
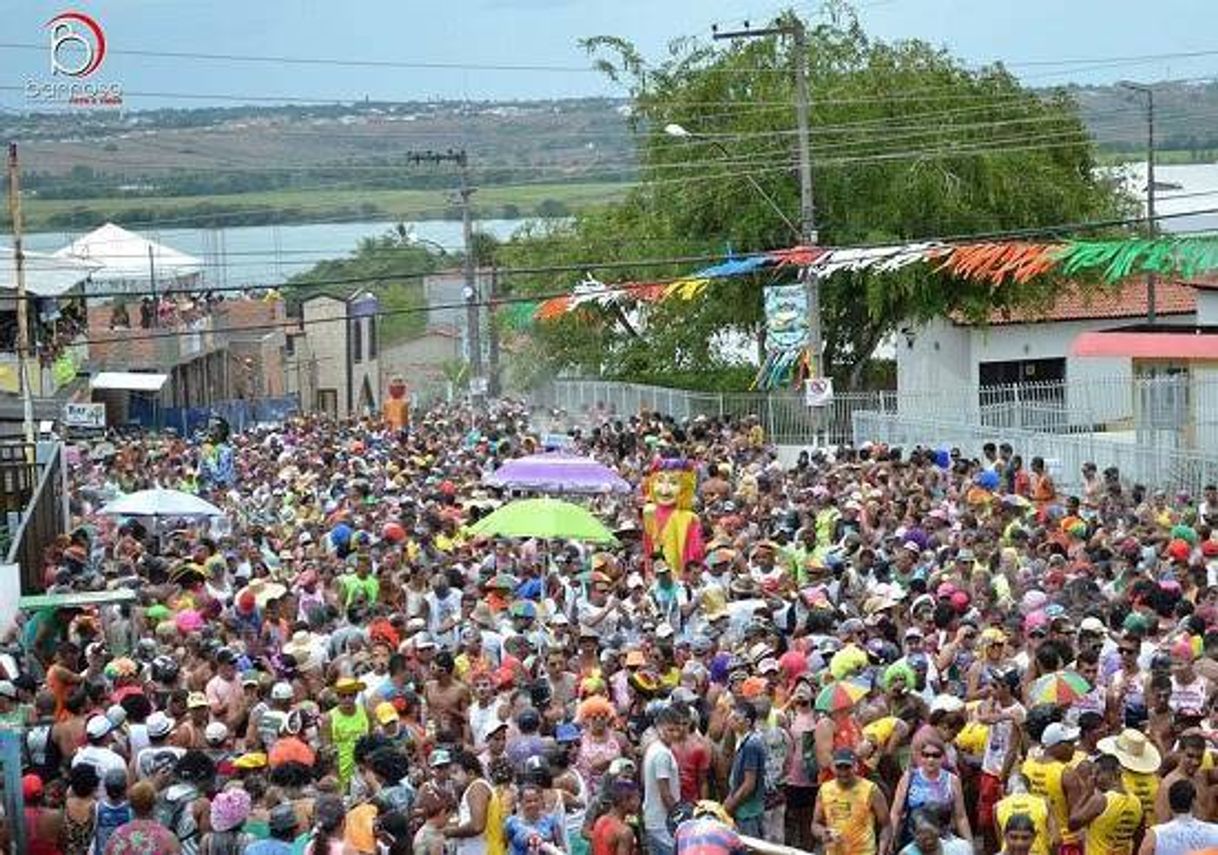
[0,0,1215,110]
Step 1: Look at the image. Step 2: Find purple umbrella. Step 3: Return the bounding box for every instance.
[483,453,632,495]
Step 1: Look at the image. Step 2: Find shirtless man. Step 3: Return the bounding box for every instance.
[1156,733,1218,821]
[424,650,470,734]
[52,688,87,764]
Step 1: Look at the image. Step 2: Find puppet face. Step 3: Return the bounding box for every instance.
[388,378,407,400]
[651,469,683,506]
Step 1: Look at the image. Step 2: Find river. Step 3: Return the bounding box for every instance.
[21,219,532,288]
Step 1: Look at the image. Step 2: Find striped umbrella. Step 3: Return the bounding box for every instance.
[814,680,868,713]
[1029,670,1091,706]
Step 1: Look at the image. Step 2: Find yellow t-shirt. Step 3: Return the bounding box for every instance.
[1022,753,1079,845]
[1121,769,1158,819]
[1085,791,1143,855]
[995,792,1051,855]
[818,777,877,855]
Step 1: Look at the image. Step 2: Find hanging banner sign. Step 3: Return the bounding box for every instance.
[63,402,105,428]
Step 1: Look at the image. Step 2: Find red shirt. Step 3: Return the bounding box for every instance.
[592,813,630,855]
[671,735,712,803]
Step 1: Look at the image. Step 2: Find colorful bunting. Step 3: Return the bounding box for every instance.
[531,233,1218,323]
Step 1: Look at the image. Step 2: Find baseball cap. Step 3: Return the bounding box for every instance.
[271,682,295,701]
[1080,617,1106,634]
[832,747,856,767]
[86,714,114,740]
[1042,722,1080,747]
[205,722,229,744]
[555,722,582,743]
[480,718,508,743]
[146,711,174,738]
[22,773,43,801]
[429,748,452,768]
[414,633,436,651]
[757,657,780,676]
[0,680,17,699]
[187,692,208,710]
[374,702,399,726]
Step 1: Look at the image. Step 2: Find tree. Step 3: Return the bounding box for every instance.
[502,5,1129,389]
[286,229,443,345]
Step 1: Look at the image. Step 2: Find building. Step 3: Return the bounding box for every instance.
[285,290,379,418]
[896,277,1200,428]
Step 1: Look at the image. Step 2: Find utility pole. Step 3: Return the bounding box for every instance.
[404,149,482,399]
[1121,81,1156,323]
[6,143,34,445]
[487,264,500,397]
[715,16,823,379]
[147,245,157,328]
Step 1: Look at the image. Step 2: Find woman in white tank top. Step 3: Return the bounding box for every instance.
[450,752,494,855]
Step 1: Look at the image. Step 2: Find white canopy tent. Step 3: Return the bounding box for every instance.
[0,247,98,297]
[53,223,203,301]
[90,372,169,392]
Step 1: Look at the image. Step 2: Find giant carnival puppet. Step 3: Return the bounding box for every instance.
[642,458,705,573]
[383,376,410,433]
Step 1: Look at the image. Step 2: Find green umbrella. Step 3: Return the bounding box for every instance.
[467,497,618,544]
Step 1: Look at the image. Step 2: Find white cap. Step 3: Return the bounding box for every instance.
[414,632,436,650]
[204,722,229,744]
[1042,722,1080,747]
[929,695,965,715]
[1080,617,1106,634]
[271,681,295,701]
[86,714,114,740]
[480,718,509,742]
[626,573,645,590]
[0,680,17,699]
[146,711,175,738]
[656,623,675,639]
[757,657,780,675]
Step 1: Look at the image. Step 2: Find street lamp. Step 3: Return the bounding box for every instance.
[1119,81,1157,323]
[663,122,801,240]
[399,225,448,257]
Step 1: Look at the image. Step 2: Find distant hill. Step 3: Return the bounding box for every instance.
[3,81,1213,229]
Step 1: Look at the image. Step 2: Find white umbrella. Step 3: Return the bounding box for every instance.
[100,488,224,518]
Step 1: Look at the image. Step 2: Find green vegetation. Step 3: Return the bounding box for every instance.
[498,8,1128,392]
[6,182,629,231]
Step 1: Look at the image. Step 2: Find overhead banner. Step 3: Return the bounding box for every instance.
[755,283,811,391]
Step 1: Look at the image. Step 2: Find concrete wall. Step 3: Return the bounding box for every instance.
[301,297,348,416]
[1198,291,1218,325]
[378,331,460,389]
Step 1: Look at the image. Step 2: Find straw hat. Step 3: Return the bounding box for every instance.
[1097,728,1161,774]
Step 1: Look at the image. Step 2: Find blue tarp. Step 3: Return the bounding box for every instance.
[690,255,773,279]
[140,396,300,434]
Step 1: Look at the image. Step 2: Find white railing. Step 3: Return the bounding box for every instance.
[535,374,1218,450]
[852,411,1218,496]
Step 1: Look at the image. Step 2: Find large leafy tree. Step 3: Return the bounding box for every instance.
[502,5,1127,390]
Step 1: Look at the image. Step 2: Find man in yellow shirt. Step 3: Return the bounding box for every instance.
[1070,754,1142,855]
[995,773,1055,855]
[1021,721,1087,855]
[811,748,891,855]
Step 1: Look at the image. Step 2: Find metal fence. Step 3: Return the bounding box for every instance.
[535,374,1218,450]
[157,396,301,436]
[852,411,1218,497]
[6,443,67,594]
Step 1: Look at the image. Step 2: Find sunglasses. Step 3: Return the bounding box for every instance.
[922,750,943,759]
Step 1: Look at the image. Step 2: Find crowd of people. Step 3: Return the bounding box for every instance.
[3,401,1218,855]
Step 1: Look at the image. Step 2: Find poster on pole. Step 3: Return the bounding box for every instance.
[804,377,834,408]
[754,283,811,390]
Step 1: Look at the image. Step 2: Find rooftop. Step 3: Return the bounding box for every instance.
[953,275,1218,326]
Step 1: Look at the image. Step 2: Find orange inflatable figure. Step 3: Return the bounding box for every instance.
[383,376,410,432]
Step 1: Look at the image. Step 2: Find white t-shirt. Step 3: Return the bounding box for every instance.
[72,745,128,791]
[642,740,679,838]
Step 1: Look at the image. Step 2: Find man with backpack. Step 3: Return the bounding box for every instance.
[155,750,216,855]
[94,769,134,855]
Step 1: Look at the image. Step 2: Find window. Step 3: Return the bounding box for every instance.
[350,317,362,364]
[284,335,295,357]
[367,318,377,359]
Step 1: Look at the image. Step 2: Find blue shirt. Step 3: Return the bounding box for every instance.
[505,814,562,855]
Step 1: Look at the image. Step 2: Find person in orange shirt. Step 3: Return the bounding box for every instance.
[46,641,83,721]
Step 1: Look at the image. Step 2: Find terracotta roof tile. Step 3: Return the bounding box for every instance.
[955,277,1206,326]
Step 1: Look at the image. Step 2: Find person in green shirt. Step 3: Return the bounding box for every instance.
[323,676,369,792]
[338,553,379,610]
